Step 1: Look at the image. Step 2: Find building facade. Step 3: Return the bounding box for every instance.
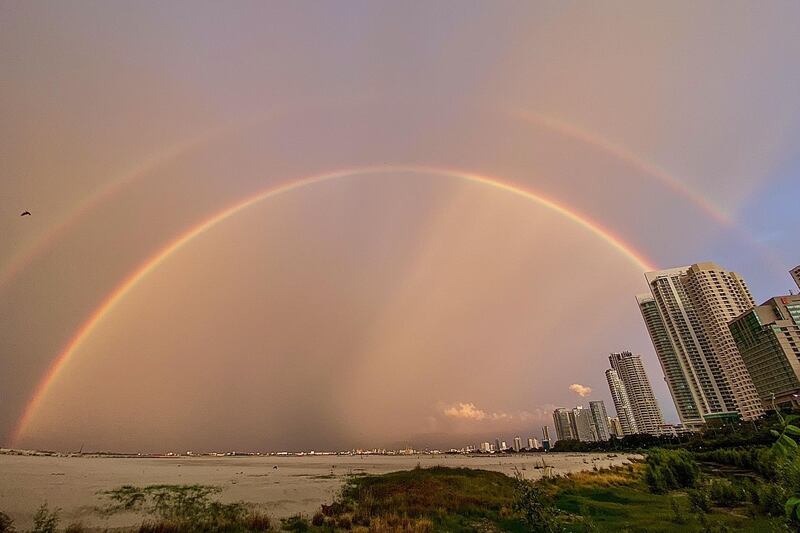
[605,368,638,435]
[730,295,800,409]
[588,400,611,441]
[682,263,764,420]
[643,265,744,423]
[792,265,800,291]
[637,293,704,429]
[571,406,596,442]
[609,351,664,434]
[552,409,575,441]
[607,416,623,437]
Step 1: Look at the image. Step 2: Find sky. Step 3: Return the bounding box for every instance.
[1,1,799,453]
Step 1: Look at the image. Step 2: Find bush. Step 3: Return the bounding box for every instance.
[32,504,60,533]
[669,498,688,524]
[280,515,309,532]
[644,449,700,493]
[64,524,86,533]
[753,482,788,516]
[708,479,745,507]
[0,511,15,533]
[100,484,274,532]
[512,473,563,532]
[687,488,710,513]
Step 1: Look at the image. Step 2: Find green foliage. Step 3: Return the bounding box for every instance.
[31,503,60,533]
[708,478,745,507]
[687,488,711,513]
[669,497,688,524]
[769,405,800,528]
[279,515,309,532]
[695,446,779,479]
[644,448,700,493]
[0,511,15,533]
[100,484,271,532]
[512,471,564,532]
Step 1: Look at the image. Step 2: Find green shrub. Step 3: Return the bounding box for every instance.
[644,449,700,493]
[687,488,710,513]
[512,473,563,532]
[0,511,15,533]
[100,484,272,532]
[708,479,744,507]
[669,498,688,524]
[31,504,60,533]
[280,515,309,532]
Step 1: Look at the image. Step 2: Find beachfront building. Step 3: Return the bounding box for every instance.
[588,400,611,441]
[571,406,596,442]
[643,263,764,423]
[730,295,800,409]
[609,351,664,434]
[605,368,638,435]
[552,408,575,441]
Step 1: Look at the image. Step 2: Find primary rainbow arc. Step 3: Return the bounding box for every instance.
[11,165,656,445]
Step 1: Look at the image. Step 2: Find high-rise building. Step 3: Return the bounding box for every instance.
[513,436,522,452]
[588,400,611,441]
[527,437,540,449]
[792,265,800,291]
[730,295,800,409]
[552,408,575,441]
[607,416,623,437]
[682,263,764,420]
[480,442,491,453]
[571,406,596,442]
[495,438,502,452]
[637,293,704,429]
[542,426,551,450]
[605,369,638,435]
[643,265,748,423]
[609,352,664,434]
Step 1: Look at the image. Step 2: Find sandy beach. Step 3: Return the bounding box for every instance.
[0,452,637,530]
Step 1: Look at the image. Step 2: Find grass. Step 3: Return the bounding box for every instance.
[302,463,786,532]
[545,465,784,532]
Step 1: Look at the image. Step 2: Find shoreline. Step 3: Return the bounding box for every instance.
[0,452,638,530]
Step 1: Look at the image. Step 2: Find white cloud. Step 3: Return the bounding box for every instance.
[569,383,592,397]
[443,402,487,420]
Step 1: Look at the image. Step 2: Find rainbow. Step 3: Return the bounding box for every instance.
[11,165,656,445]
[512,109,732,226]
[0,110,723,296]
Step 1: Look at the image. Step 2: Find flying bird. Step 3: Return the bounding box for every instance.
[20,211,31,217]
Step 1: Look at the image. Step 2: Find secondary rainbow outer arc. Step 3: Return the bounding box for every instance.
[512,109,732,226]
[0,110,723,296]
[11,165,656,445]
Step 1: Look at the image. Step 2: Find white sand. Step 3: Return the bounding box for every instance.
[0,452,635,530]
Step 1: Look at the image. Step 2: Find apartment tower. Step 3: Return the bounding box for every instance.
[644,266,741,422]
[637,293,705,429]
[605,368,638,435]
[681,263,764,420]
[552,408,575,441]
[792,265,800,291]
[588,400,611,441]
[571,406,596,442]
[730,295,800,409]
[609,351,664,434]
